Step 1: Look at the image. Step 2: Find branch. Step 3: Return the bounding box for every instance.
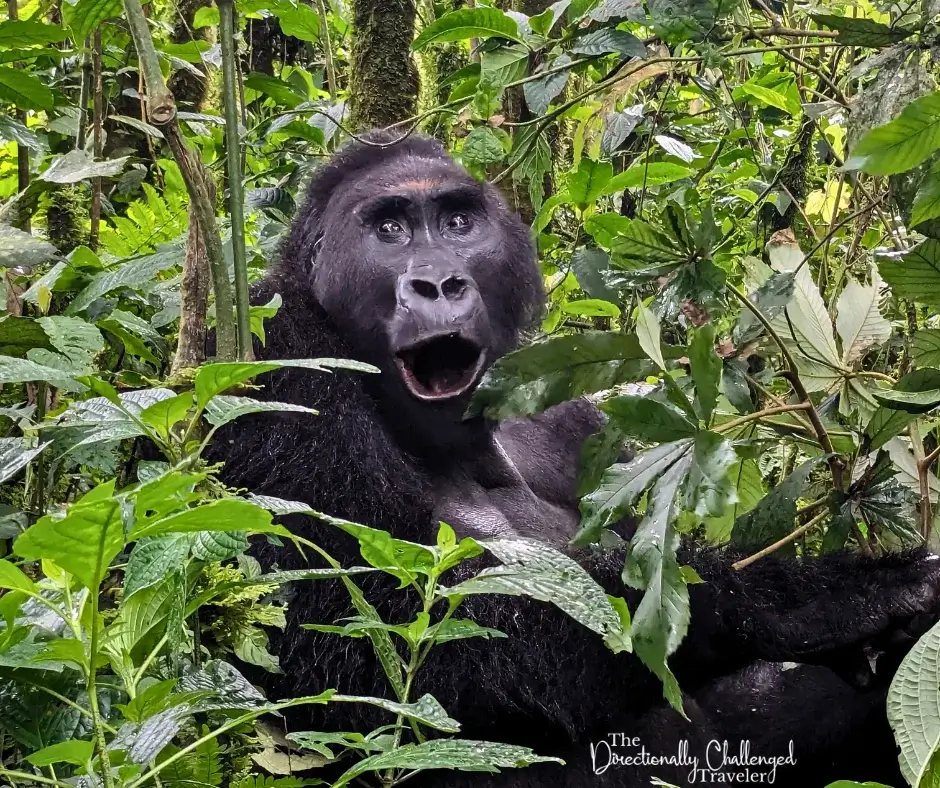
[732,510,829,571]
[122,0,175,123]
[715,403,812,433]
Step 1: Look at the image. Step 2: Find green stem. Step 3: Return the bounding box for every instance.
[218,0,252,362]
[87,594,116,788]
[0,769,73,788]
[121,0,175,123]
[315,0,337,99]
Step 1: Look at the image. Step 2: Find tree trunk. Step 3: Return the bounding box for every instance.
[349,0,419,130]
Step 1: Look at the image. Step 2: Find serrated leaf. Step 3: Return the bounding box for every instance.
[460,126,506,167]
[601,105,644,156]
[851,91,940,176]
[246,187,296,218]
[412,8,523,50]
[609,219,681,266]
[124,535,191,598]
[335,740,561,786]
[191,529,249,561]
[568,158,613,209]
[623,454,692,713]
[836,275,891,366]
[332,693,459,732]
[683,431,736,518]
[602,395,698,442]
[867,368,940,451]
[812,13,913,47]
[14,484,122,591]
[0,224,57,269]
[576,439,693,545]
[203,395,319,427]
[68,247,182,314]
[41,150,129,184]
[888,619,940,786]
[443,537,623,638]
[879,240,940,308]
[570,29,645,58]
[689,324,720,422]
[0,66,54,110]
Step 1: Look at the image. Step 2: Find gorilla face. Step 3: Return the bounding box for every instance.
[284,137,543,448]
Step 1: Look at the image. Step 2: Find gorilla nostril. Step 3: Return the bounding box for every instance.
[410,279,439,300]
[441,276,467,300]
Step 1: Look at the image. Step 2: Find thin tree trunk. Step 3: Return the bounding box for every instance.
[89,28,103,249]
[349,0,419,130]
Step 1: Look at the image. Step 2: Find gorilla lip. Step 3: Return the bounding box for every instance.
[394,333,485,401]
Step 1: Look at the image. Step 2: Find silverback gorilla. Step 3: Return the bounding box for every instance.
[211,132,940,787]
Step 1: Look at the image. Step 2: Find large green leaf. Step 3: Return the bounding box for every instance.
[872,387,940,413]
[604,162,693,192]
[601,395,698,442]
[68,248,183,314]
[272,2,321,42]
[879,240,940,309]
[811,13,913,47]
[689,324,721,422]
[913,330,940,368]
[0,355,85,391]
[334,740,561,786]
[523,55,570,117]
[41,150,129,184]
[0,19,69,47]
[836,275,891,366]
[0,66,54,110]
[131,499,288,540]
[203,395,319,427]
[0,315,52,357]
[609,219,682,266]
[62,0,122,42]
[600,105,644,156]
[0,438,49,484]
[851,91,940,176]
[412,8,524,50]
[570,29,646,58]
[867,368,940,451]
[468,331,678,420]
[576,439,693,545]
[568,159,613,210]
[0,225,57,270]
[912,168,940,228]
[124,535,191,599]
[0,557,37,593]
[14,483,122,591]
[888,619,940,786]
[683,431,737,518]
[623,454,692,712]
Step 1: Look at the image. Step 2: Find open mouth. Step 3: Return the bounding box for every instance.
[394,334,485,401]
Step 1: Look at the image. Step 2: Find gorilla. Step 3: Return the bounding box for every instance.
[211,131,940,788]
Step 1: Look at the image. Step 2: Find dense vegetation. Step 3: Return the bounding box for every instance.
[3,0,940,785]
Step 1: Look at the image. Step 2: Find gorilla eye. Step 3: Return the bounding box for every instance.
[378,218,406,238]
[446,212,472,232]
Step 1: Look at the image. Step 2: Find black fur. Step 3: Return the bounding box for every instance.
[210,133,940,787]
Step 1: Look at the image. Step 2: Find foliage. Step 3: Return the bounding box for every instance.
[2,0,940,785]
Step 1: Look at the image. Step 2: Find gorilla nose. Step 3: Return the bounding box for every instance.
[405,274,469,302]
[396,272,482,328]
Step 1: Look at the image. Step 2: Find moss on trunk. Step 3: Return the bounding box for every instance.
[349,0,419,130]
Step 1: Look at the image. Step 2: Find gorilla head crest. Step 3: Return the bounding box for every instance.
[278,132,543,450]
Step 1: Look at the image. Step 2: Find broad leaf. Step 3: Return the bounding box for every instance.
[523,55,570,117]
[602,395,698,442]
[0,558,36,594]
[131,499,288,540]
[913,331,940,369]
[568,159,613,209]
[41,150,129,184]
[912,169,940,228]
[203,395,319,427]
[851,91,940,176]
[570,29,645,58]
[879,240,940,309]
[604,162,693,192]
[689,324,721,422]
[812,13,913,47]
[836,274,891,366]
[601,105,644,156]
[0,66,53,111]
[872,388,940,413]
[331,693,459,732]
[867,368,940,451]
[636,305,665,370]
[124,535,191,599]
[0,438,48,484]
[0,225,57,269]
[683,431,737,518]
[412,8,524,50]
[63,0,122,42]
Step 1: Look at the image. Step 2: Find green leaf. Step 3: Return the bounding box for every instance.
[585,0,643,23]
[739,82,792,114]
[636,304,665,371]
[203,395,318,427]
[602,395,698,442]
[568,158,613,209]
[443,537,624,638]
[731,459,822,552]
[193,6,218,27]
[194,358,375,409]
[913,331,940,369]
[0,66,53,111]
[39,315,105,362]
[131,499,288,540]
[648,0,720,43]
[42,149,129,183]
[0,438,49,484]
[331,693,459,732]
[683,431,737,518]
[879,239,940,308]
[523,55,570,116]
[335,740,561,786]
[570,29,645,57]
[468,332,678,420]
[912,171,940,228]
[689,324,720,422]
[460,126,506,167]
[623,453,692,713]
[26,739,95,767]
[570,246,616,301]
[412,8,524,50]
[851,91,940,176]
[576,439,693,545]
[888,619,940,786]
[68,248,182,314]
[604,162,693,192]
[867,368,940,451]
[0,558,36,594]
[811,13,913,47]
[0,355,85,391]
[272,3,321,42]
[703,459,764,543]
[0,19,69,47]
[110,113,164,140]
[124,535,191,598]
[243,73,305,109]
[0,315,52,357]
[328,518,436,585]
[609,219,681,266]
[872,387,940,413]
[654,134,696,163]
[601,105,644,156]
[63,0,122,42]
[14,484,122,591]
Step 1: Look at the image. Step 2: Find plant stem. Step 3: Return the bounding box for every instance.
[122,0,175,123]
[0,769,73,788]
[732,510,829,570]
[911,422,934,538]
[86,593,115,788]
[89,28,103,250]
[315,0,337,99]
[715,403,811,433]
[218,0,252,361]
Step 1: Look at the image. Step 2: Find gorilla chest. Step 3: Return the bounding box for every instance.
[429,438,580,545]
